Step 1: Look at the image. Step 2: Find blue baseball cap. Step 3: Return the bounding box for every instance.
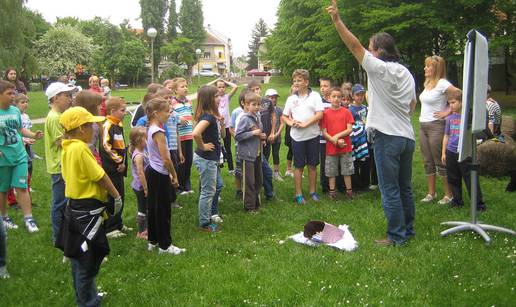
[352,84,366,95]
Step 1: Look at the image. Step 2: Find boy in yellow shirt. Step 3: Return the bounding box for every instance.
[55,107,121,306]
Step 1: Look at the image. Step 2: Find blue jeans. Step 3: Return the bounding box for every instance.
[373,131,415,244]
[0,220,6,268]
[211,167,224,216]
[193,154,217,227]
[261,156,274,198]
[70,252,103,307]
[51,173,68,243]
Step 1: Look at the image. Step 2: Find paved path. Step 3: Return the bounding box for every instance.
[31,93,198,124]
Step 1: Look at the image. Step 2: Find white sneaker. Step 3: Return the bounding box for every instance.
[368,185,378,190]
[420,193,437,203]
[158,245,186,255]
[211,214,223,223]
[25,218,39,233]
[120,225,133,233]
[106,230,125,238]
[284,170,294,178]
[179,191,189,196]
[0,266,10,279]
[62,256,69,264]
[2,217,18,230]
[148,243,158,252]
[274,172,284,182]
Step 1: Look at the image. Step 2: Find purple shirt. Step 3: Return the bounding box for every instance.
[445,113,461,153]
[147,124,168,175]
[131,148,149,190]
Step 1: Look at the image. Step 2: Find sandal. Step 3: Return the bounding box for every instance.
[420,193,437,203]
[438,196,453,205]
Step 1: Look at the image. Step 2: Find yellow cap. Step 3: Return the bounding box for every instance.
[59,107,105,131]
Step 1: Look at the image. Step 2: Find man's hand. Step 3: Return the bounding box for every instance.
[326,0,340,23]
[114,196,123,215]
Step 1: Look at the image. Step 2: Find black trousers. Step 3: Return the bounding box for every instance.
[146,167,174,250]
[445,149,484,206]
[243,158,262,211]
[263,142,281,165]
[105,173,124,233]
[222,128,234,170]
[178,139,193,191]
[352,158,371,191]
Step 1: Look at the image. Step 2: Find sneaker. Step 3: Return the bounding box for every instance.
[187,190,195,194]
[310,192,321,202]
[33,153,43,160]
[62,256,69,263]
[2,217,18,230]
[25,218,39,233]
[346,190,354,200]
[274,172,284,182]
[420,193,437,203]
[136,231,148,240]
[120,225,133,233]
[199,223,218,232]
[106,230,126,238]
[294,195,306,205]
[0,266,10,279]
[369,185,378,190]
[148,243,158,252]
[158,244,186,255]
[172,202,183,209]
[285,170,294,178]
[228,170,235,176]
[211,214,223,224]
[179,191,189,196]
[437,196,453,205]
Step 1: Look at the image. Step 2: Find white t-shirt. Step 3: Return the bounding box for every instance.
[419,78,452,122]
[283,90,324,141]
[361,51,416,141]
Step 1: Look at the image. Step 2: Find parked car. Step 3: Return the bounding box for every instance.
[193,70,220,77]
[247,69,271,77]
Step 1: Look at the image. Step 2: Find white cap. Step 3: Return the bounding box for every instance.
[45,82,76,102]
[264,89,279,97]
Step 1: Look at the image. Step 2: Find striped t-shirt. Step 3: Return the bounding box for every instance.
[172,97,193,141]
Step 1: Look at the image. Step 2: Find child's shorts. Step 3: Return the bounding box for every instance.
[0,162,29,192]
[325,153,354,177]
[292,137,320,168]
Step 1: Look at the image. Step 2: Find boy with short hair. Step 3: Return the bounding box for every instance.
[247,81,275,200]
[100,97,129,238]
[442,90,487,211]
[56,106,121,307]
[321,87,354,200]
[1,81,43,233]
[282,69,324,204]
[318,78,333,193]
[235,92,265,212]
[349,84,371,191]
[230,89,251,199]
[45,82,74,239]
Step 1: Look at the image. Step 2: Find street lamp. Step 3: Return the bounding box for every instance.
[147,27,158,83]
[195,48,202,86]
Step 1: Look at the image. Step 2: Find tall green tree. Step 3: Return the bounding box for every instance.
[167,0,178,40]
[140,0,168,80]
[247,18,269,70]
[178,0,205,75]
[35,25,95,78]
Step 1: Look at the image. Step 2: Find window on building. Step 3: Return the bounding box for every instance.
[204,52,210,59]
[218,52,223,59]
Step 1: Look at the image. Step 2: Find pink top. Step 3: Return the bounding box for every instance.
[320,223,345,244]
[218,94,231,128]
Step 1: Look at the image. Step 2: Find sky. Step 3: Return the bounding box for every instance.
[26,0,280,57]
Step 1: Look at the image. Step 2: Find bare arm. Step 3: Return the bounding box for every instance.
[20,128,43,139]
[441,134,449,164]
[192,120,215,151]
[326,0,366,64]
[134,154,148,196]
[282,114,294,127]
[153,131,177,179]
[226,80,238,98]
[96,174,121,199]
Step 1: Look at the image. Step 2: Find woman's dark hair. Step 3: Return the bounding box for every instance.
[303,221,325,239]
[3,67,17,80]
[194,85,220,121]
[369,32,401,62]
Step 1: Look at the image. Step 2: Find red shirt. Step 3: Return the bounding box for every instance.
[320,107,354,155]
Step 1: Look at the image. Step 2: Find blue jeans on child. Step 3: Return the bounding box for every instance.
[261,156,274,199]
[372,131,415,245]
[193,153,218,227]
[51,173,68,242]
[70,251,104,307]
[211,167,224,216]
[0,221,6,268]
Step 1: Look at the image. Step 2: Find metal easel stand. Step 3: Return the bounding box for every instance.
[440,134,516,245]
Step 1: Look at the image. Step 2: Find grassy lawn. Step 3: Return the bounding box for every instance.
[3,78,515,306]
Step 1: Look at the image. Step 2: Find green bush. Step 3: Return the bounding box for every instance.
[28,82,42,92]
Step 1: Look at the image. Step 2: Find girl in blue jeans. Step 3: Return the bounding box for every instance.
[192,86,222,232]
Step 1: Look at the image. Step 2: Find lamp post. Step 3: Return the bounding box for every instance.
[195,48,202,87]
[147,27,157,83]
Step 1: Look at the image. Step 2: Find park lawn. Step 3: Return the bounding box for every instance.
[3,79,515,306]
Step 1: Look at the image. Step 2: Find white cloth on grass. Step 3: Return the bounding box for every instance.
[288,224,358,251]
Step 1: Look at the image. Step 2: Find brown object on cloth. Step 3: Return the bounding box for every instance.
[501,116,516,139]
[477,136,516,177]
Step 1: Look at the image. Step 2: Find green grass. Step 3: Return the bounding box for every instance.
[4,79,516,306]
